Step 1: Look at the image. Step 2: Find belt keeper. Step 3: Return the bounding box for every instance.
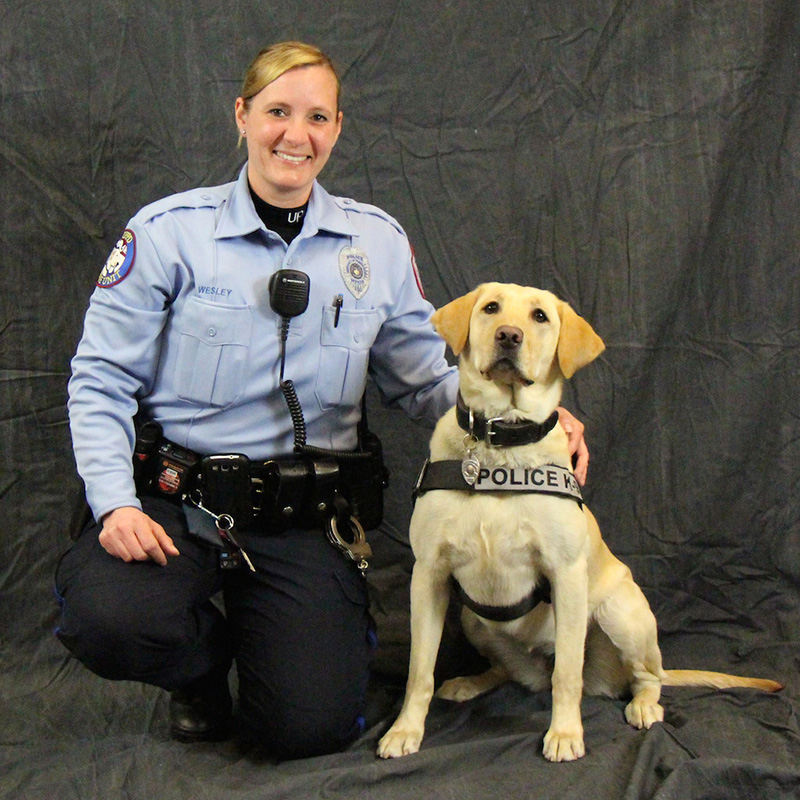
[310,459,341,519]
[270,460,310,521]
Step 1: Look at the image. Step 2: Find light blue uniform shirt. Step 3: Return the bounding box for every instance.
[69,165,458,521]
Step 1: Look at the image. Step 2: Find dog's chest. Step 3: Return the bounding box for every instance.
[411,487,586,582]
[429,490,577,560]
[456,510,534,565]
[438,497,553,602]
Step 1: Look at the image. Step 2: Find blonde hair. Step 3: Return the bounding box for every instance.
[240,41,340,108]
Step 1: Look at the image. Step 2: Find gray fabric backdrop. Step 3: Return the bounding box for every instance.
[1,2,799,798]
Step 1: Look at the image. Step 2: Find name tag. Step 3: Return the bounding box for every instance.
[474,464,582,501]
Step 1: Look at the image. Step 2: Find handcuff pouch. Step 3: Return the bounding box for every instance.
[339,430,389,531]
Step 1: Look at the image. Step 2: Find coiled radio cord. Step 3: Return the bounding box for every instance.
[278,317,369,461]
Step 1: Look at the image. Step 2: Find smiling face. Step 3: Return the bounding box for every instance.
[235,64,342,208]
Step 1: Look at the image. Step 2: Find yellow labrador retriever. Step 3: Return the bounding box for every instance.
[377,282,781,762]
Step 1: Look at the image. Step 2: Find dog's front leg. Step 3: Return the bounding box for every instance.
[377,562,450,758]
[543,556,589,762]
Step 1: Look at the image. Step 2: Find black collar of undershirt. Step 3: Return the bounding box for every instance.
[249,186,308,244]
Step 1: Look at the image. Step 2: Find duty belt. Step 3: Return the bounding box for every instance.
[133,427,388,574]
[136,432,386,531]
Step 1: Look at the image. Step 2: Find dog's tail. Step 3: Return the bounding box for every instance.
[662,669,783,692]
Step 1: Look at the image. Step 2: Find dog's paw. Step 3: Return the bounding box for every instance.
[436,676,486,702]
[542,727,586,762]
[625,697,664,729]
[377,726,424,759]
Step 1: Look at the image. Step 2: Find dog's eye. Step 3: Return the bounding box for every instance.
[532,308,548,323]
[483,302,499,315]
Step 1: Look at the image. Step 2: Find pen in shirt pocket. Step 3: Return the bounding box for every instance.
[333,294,343,327]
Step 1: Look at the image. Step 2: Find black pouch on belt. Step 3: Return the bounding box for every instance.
[340,431,390,530]
[132,420,163,490]
[199,453,253,530]
[256,459,339,530]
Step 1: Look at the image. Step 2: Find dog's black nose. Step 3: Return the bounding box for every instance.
[495,325,523,349]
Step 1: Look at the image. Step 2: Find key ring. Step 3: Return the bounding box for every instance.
[186,489,220,520]
[215,513,235,533]
[185,490,256,572]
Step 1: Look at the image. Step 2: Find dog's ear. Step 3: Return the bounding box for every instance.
[556,301,605,378]
[431,289,480,355]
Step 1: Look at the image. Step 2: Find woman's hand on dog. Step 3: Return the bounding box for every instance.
[557,407,588,486]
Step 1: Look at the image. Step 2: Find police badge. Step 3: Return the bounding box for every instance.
[338,246,371,299]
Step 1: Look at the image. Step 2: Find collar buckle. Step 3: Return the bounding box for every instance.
[484,417,505,446]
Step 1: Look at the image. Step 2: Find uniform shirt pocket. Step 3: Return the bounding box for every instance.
[174,297,252,407]
[315,306,380,410]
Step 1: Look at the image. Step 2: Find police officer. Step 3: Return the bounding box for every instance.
[55,41,588,758]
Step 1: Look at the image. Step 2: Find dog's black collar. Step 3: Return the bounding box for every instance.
[456,392,559,447]
[453,577,552,622]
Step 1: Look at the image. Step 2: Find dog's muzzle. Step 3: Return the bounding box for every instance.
[485,357,533,386]
[486,326,533,385]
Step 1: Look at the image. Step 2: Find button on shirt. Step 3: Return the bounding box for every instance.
[69,165,458,521]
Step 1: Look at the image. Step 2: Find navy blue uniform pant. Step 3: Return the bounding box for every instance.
[54,495,376,758]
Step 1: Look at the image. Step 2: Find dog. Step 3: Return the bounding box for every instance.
[377,282,781,762]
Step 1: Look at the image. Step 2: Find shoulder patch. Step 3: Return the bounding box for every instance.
[97,229,135,288]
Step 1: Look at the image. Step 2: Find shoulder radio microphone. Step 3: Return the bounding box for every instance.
[269,269,310,318]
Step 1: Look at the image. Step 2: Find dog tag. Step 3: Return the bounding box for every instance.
[461,453,481,486]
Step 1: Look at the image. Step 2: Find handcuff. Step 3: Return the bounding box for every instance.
[326,514,372,576]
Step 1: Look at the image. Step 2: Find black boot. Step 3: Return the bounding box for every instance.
[169,674,233,743]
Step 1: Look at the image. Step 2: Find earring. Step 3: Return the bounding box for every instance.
[240,130,246,136]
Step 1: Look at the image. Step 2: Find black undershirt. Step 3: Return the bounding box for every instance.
[249,186,308,245]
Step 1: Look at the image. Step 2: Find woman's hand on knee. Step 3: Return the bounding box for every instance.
[99,506,181,566]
